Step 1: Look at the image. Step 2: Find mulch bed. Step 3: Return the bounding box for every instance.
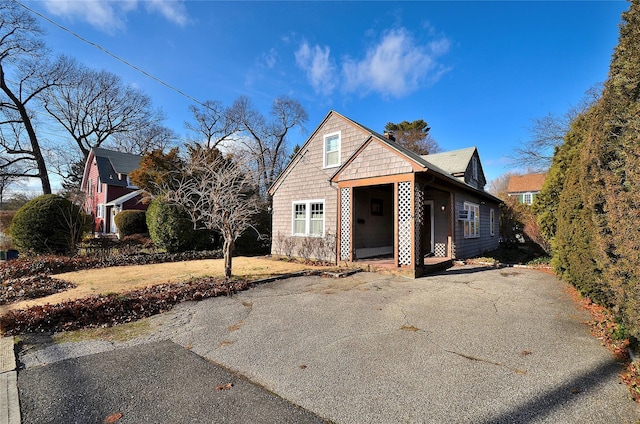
[0,278,249,336]
[0,276,76,305]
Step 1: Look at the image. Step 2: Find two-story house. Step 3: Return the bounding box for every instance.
[80,147,147,235]
[269,111,501,276]
[507,173,546,205]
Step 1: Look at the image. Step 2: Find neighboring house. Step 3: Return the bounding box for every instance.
[269,110,502,276]
[80,147,146,235]
[507,173,546,205]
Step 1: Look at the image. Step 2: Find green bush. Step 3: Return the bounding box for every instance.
[234,203,271,255]
[114,210,147,237]
[10,194,89,255]
[146,198,216,253]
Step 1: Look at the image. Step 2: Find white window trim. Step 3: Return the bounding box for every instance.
[292,199,325,237]
[323,131,341,169]
[463,202,480,239]
[490,208,495,236]
[523,192,533,205]
[96,203,104,218]
[97,177,102,193]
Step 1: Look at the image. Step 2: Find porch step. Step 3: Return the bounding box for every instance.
[421,259,454,275]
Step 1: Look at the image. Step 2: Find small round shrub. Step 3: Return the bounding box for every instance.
[146,198,215,253]
[10,194,89,255]
[114,210,147,237]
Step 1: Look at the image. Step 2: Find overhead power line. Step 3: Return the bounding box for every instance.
[14,0,207,108]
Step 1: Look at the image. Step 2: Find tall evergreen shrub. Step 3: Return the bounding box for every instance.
[10,194,88,255]
[548,1,640,338]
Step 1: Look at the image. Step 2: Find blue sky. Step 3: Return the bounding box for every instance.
[21,0,629,189]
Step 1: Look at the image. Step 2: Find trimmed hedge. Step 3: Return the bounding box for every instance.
[146,198,216,253]
[114,210,147,237]
[10,195,89,255]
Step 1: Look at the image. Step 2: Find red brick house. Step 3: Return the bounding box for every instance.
[80,147,146,235]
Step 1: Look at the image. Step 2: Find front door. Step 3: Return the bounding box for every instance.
[110,207,118,233]
[423,201,434,255]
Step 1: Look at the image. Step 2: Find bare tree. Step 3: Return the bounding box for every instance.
[0,1,67,194]
[512,85,602,171]
[0,155,23,207]
[108,123,177,155]
[40,56,165,160]
[161,147,259,278]
[185,100,238,149]
[229,95,307,197]
[487,171,518,200]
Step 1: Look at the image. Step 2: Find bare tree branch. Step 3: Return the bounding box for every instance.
[160,147,260,278]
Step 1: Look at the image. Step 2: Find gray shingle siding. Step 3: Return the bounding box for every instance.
[452,192,500,258]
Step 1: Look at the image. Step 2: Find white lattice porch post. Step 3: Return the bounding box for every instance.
[398,181,412,266]
[339,187,352,261]
[414,182,424,267]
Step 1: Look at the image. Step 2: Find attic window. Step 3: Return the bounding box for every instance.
[324,132,341,168]
[472,157,478,180]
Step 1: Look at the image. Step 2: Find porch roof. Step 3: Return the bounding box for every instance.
[104,190,144,207]
[330,133,502,204]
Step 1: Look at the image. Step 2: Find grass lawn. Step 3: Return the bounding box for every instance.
[0,256,327,315]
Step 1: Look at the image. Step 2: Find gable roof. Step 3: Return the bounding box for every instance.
[507,173,546,193]
[93,147,142,175]
[81,147,143,190]
[270,110,500,203]
[420,147,477,175]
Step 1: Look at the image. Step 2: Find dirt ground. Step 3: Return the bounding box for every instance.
[0,257,327,314]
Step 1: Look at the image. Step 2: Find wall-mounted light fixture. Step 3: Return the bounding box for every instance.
[440,204,446,212]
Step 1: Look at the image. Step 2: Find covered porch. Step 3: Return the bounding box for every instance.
[336,174,455,277]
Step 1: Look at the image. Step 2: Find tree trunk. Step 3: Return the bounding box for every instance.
[0,65,51,194]
[223,238,234,279]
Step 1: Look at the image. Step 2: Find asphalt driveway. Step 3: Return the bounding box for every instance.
[18,265,640,423]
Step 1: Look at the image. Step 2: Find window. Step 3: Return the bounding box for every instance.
[523,193,533,205]
[490,209,495,236]
[292,200,325,236]
[463,202,479,238]
[324,132,340,168]
[472,157,478,180]
[97,177,102,193]
[96,204,104,218]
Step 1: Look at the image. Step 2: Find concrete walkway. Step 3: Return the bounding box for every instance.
[15,266,640,423]
[0,338,19,424]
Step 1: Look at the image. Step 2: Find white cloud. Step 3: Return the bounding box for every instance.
[145,0,188,26]
[41,0,188,34]
[261,48,278,69]
[296,27,451,99]
[295,41,337,96]
[342,28,450,98]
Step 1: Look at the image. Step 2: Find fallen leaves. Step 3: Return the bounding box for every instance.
[215,383,233,391]
[103,412,122,423]
[0,278,250,335]
[566,285,640,402]
[0,276,76,305]
[228,320,244,332]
